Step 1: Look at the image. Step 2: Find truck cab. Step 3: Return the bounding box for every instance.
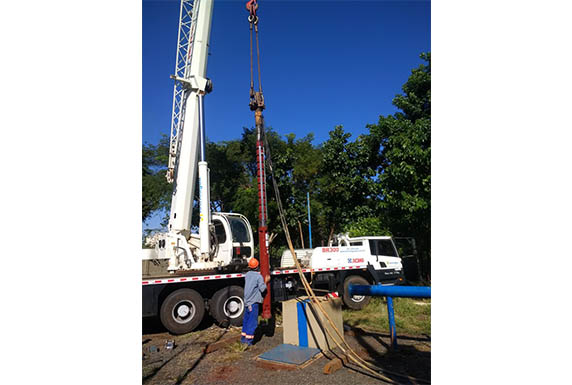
[143,212,254,274]
[211,212,254,264]
[311,235,403,276]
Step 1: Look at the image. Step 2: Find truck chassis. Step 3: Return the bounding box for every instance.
[143,264,403,334]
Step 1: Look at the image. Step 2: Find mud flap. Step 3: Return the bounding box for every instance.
[367,263,381,284]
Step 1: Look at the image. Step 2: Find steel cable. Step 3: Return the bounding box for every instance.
[254,23,263,93]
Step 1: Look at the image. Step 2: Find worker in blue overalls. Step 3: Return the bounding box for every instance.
[241,257,270,346]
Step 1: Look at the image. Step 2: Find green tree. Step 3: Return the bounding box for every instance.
[315,126,378,243]
[343,217,391,238]
[207,140,249,213]
[367,52,431,278]
[268,132,321,248]
[142,134,172,224]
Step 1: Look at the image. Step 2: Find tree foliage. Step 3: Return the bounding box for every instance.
[343,217,391,238]
[367,52,431,276]
[142,134,172,223]
[315,126,381,242]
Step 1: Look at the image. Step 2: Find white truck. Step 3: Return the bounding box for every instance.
[280,234,404,309]
[143,232,404,334]
[142,0,404,335]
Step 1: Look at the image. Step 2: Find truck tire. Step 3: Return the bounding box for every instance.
[342,275,371,310]
[160,288,205,335]
[209,285,245,327]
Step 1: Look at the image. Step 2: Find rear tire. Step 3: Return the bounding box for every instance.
[209,286,245,327]
[160,289,205,335]
[342,275,371,310]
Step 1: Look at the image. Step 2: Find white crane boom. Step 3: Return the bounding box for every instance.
[145,0,255,273]
[167,0,213,251]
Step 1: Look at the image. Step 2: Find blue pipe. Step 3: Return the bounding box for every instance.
[386,297,397,349]
[348,284,430,349]
[348,284,431,298]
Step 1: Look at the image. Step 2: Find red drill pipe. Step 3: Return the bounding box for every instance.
[256,136,271,319]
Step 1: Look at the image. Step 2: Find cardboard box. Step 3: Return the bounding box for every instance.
[282,296,344,351]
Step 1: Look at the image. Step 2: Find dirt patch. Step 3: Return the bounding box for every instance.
[206,365,238,382]
[143,317,430,385]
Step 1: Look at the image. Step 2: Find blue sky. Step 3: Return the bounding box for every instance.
[143,0,430,228]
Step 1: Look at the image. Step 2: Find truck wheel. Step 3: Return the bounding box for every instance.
[160,288,205,335]
[209,286,245,327]
[342,275,371,310]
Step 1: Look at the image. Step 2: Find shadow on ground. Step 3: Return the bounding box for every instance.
[339,325,430,383]
[142,319,234,384]
[143,314,216,335]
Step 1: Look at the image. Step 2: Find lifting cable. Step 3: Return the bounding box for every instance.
[246,0,263,105]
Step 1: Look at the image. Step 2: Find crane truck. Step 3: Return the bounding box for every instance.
[142,0,405,335]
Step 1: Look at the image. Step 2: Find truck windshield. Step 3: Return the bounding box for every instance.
[228,216,251,243]
[377,240,397,257]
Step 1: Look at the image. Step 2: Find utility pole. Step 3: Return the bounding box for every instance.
[307,191,313,249]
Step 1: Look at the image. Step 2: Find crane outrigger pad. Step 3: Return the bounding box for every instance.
[257,343,321,367]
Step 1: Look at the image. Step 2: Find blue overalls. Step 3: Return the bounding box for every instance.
[241,270,266,345]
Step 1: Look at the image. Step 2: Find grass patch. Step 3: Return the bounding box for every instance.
[178,331,195,341]
[343,297,430,336]
[217,341,249,363]
[219,351,243,363]
[227,341,249,353]
[142,365,161,380]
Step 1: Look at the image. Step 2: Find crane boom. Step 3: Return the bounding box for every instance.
[167,0,214,254]
[167,0,197,185]
[145,0,256,274]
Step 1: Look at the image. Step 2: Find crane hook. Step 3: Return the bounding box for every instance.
[246,0,259,15]
[246,0,259,24]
